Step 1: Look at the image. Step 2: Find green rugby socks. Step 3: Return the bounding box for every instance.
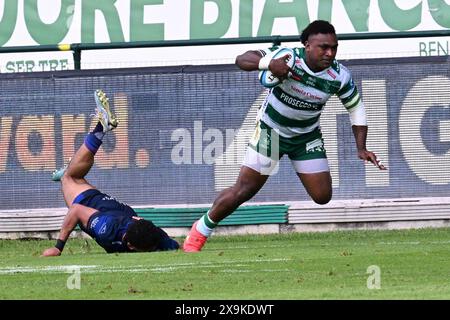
[196,211,218,237]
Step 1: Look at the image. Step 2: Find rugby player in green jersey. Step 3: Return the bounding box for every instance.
[183,20,387,252]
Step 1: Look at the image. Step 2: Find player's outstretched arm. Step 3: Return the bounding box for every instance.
[41,205,82,257]
[235,50,292,79]
[352,125,387,170]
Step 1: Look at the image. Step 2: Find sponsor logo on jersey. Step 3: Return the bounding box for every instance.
[279,91,322,110]
[99,223,107,234]
[327,69,336,79]
[102,195,128,206]
[306,138,325,153]
[289,85,324,101]
[90,217,99,229]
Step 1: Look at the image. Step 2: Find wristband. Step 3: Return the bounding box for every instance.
[55,239,66,252]
[258,55,271,70]
[348,102,367,126]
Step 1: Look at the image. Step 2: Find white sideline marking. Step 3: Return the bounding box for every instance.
[221,269,291,273]
[0,265,98,274]
[0,258,291,275]
[227,240,450,249]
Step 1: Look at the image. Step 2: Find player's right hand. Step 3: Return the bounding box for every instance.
[41,247,61,257]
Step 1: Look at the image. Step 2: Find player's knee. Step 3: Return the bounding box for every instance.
[311,194,332,205]
[314,198,331,205]
[60,173,74,189]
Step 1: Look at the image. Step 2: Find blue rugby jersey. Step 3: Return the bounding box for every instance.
[85,210,134,253]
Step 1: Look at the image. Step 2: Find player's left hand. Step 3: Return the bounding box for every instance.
[358,150,387,170]
[41,247,61,257]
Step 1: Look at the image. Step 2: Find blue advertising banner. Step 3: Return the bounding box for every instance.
[0,56,449,210]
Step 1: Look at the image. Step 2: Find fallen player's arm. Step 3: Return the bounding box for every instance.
[41,205,82,257]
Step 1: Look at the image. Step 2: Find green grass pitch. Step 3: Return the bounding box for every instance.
[1,227,449,300]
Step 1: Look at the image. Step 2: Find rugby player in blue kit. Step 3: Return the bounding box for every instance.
[42,90,179,257]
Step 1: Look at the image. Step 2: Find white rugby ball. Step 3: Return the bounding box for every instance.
[258,47,296,88]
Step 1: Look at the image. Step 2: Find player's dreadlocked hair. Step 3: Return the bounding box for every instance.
[124,219,163,252]
[300,20,336,45]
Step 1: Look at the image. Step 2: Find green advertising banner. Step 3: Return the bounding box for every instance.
[0,1,449,73]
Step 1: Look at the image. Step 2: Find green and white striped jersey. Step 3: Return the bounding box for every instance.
[258,46,363,138]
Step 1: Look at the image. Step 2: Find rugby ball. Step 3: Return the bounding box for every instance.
[258,47,296,88]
